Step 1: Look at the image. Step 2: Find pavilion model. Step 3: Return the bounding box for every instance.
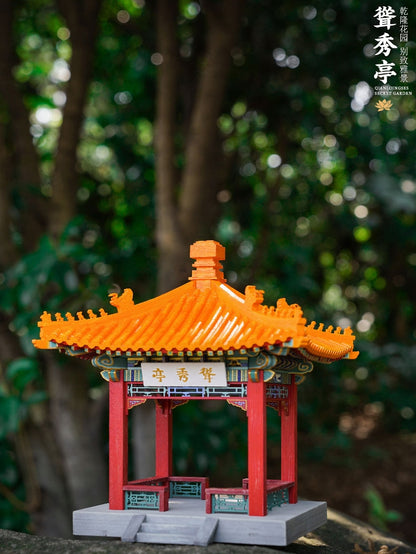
[33,240,358,546]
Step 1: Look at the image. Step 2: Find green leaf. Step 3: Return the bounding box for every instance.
[25,391,47,405]
[6,358,39,391]
[0,396,22,438]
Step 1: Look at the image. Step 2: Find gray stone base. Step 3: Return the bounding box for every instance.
[73,499,327,546]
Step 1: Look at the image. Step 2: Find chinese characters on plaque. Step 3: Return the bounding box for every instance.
[141,362,227,387]
[372,5,412,106]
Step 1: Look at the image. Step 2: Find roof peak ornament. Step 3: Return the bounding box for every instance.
[189,240,227,289]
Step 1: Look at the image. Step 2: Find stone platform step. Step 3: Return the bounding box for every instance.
[121,514,218,545]
[136,532,196,545]
[136,521,198,544]
[140,522,197,535]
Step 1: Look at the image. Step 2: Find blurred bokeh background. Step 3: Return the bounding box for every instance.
[0,0,415,544]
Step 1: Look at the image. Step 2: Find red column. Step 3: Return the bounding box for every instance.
[155,400,172,477]
[247,372,267,516]
[281,376,298,503]
[109,373,128,510]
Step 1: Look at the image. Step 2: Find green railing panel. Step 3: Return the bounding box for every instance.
[267,487,290,511]
[212,494,248,514]
[170,480,202,498]
[125,490,160,510]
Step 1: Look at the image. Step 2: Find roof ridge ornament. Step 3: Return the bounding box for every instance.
[189,240,227,289]
[109,288,134,312]
[244,285,264,310]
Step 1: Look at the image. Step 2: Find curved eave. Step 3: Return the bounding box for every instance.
[33,281,358,363]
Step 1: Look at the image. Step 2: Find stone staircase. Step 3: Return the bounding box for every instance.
[121,514,218,545]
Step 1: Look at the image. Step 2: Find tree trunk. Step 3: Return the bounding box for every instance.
[46,354,107,510]
[0,122,18,267]
[0,0,45,252]
[0,0,108,536]
[43,0,108,528]
[50,0,102,237]
[155,0,187,293]
[178,0,245,242]
[155,0,245,293]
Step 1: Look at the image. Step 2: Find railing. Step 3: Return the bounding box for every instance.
[169,476,209,499]
[124,478,169,511]
[206,479,294,514]
[206,488,249,514]
[123,476,292,513]
[267,485,290,510]
[127,384,247,398]
[123,476,209,511]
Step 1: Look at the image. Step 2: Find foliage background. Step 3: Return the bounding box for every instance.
[0,0,415,544]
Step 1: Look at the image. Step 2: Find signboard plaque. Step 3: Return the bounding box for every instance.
[141,362,227,387]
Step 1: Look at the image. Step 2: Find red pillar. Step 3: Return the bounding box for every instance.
[155,400,172,477]
[281,376,298,503]
[109,373,128,510]
[247,372,267,516]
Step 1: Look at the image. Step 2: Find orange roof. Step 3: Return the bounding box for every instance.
[33,240,358,361]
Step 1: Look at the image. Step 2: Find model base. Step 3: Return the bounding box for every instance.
[73,498,327,546]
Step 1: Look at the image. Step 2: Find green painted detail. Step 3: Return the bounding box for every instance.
[94,353,304,383]
[226,357,248,367]
[226,368,248,382]
[279,373,293,385]
[100,369,120,382]
[263,369,276,382]
[248,351,277,370]
[248,369,260,382]
[271,346,289,356]
[92,354,127,370]
[267,487,290,511]
[212,494,248,514]
[125,490,160,510]
[246,351,314,375]
[64,346,84,356]
[274,356,313,374]
[170,481,201,498]
[124,368,143,382]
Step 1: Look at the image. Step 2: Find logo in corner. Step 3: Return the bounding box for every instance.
[375,98,393,111]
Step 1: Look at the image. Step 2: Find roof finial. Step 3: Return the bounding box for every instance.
[189,240,226,289]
